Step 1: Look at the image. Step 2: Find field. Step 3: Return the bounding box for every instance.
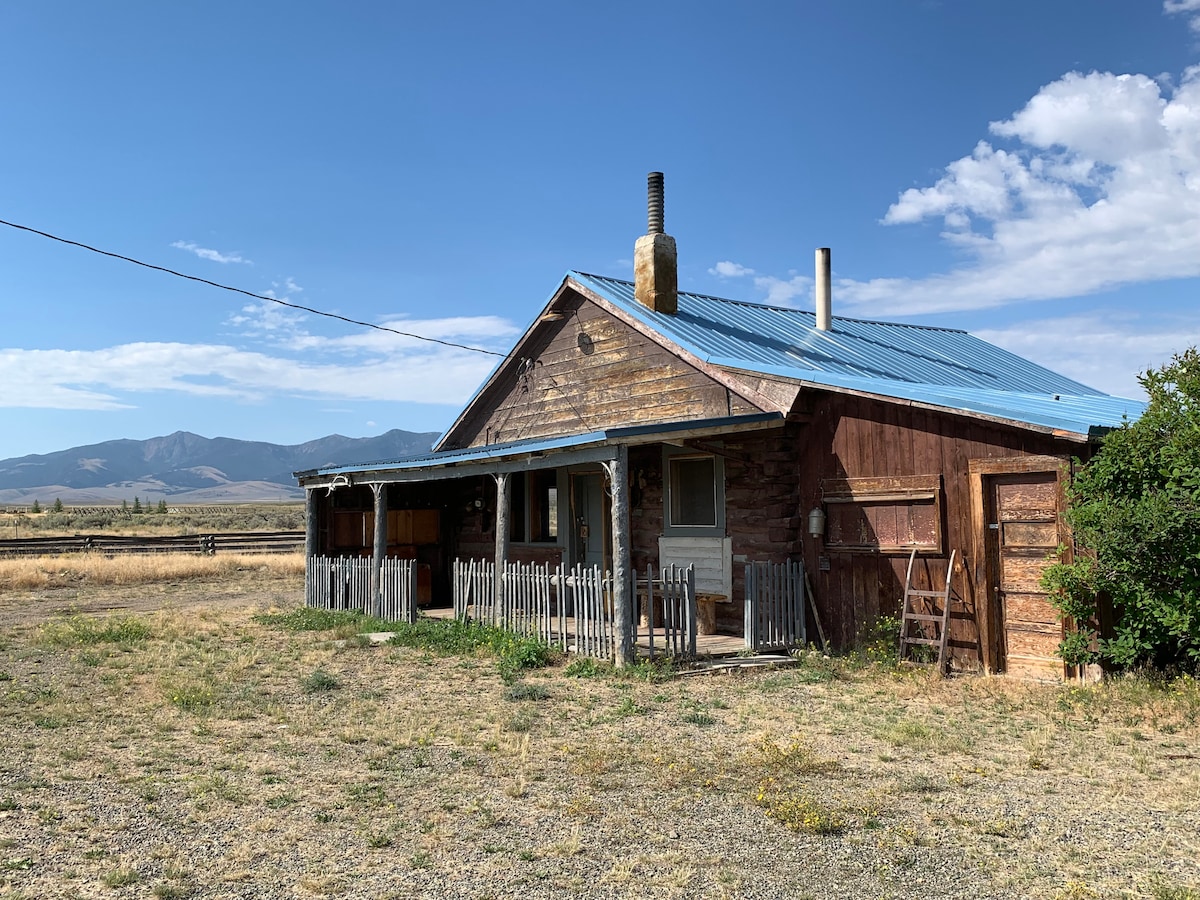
[1,556,1198,900]
[0,504,305,539]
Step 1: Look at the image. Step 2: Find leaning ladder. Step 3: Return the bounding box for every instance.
[898,548,956,671]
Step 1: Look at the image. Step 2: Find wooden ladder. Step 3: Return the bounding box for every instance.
[898,548,956,671]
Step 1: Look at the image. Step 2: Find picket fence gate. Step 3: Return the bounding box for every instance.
[744,559,806,652]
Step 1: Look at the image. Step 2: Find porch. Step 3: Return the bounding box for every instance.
[305,554,802,661]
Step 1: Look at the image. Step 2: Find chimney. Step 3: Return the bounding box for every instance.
[634,172,678,314]
[815,247,831,331]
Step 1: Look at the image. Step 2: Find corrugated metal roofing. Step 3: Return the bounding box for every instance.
[570,271,1144,435]
[298,412,783,479]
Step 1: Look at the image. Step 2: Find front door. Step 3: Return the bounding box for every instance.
[571,473,608,569]
[988,471,1065,680]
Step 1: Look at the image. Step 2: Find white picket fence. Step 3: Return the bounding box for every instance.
[306,555,418,623]
[744,559,806,651]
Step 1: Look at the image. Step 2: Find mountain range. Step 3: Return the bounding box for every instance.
[0,430,440,505]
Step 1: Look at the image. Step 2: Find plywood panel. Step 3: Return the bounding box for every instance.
[411,510,440,545]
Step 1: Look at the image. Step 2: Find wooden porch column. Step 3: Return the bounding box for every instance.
[370,483,387,613]
[604,446,635,668]
[493,472,510,609]
[304,488,319,559]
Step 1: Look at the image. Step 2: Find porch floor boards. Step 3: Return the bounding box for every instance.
[418,606,746,658]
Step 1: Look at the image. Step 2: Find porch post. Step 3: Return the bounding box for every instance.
[304,487,319,559]
[605,446,635,668]
[371,483,387,614]
[493,472,510,610]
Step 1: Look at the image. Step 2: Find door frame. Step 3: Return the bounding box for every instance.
[568,469,611,571]
[967,455,1072,675]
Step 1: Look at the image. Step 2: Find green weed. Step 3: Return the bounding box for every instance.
[38,614,152,647]
[301,669,340,693]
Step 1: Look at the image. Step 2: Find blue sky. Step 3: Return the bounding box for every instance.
[2,1,1198,460]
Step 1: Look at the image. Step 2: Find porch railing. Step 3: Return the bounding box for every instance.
[744,559,806,652]
[452,559,626,661]
[640,563,697,659]
[305,555,418,623]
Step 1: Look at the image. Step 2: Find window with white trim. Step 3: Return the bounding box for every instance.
[664,450,724,535]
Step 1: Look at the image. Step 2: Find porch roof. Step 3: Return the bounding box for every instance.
[294,411,783,485]
[570,272,1145,438]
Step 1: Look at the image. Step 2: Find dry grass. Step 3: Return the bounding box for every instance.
[0,503,304,538]
[1,569,1198,899]
[0,551,305,591]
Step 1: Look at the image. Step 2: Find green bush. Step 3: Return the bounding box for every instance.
[1043,348,1200,671]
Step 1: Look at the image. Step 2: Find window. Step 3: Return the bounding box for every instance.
[821,475,943,553]
[508,469,560,543]
[664,450,724,534]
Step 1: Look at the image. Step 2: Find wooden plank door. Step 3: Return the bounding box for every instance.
[989,472,1064,680]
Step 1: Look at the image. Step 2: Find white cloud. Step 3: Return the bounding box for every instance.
[706,260,812,307]
[1165,0,1200,33]
[834,67,1200,316]
[974,314,1192,399]
[709,261,756,278]
[1,306,520,412]
[171,240,252,265]
[753,274,811,307]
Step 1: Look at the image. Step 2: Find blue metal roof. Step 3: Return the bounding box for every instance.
[298,413,784,479]
[571,271,1144,435]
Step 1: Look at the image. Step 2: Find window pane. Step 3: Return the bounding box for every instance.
[669,457,716,526]
[528,470,558,542]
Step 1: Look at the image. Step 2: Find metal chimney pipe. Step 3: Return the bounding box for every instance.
[815,247,831,331]
[647,172,664,234]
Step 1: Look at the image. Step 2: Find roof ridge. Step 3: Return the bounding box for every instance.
[569,271,968,334]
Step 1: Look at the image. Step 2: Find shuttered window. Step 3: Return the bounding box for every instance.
[821,475,943,553]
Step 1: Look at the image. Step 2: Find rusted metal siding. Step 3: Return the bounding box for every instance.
[446,291,763,449]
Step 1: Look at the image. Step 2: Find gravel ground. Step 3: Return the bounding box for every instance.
[1,574,1198,900]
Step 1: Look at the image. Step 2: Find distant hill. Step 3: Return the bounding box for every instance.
[0,430,440,506]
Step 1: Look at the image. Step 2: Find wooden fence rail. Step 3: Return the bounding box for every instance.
[0,530,305,557]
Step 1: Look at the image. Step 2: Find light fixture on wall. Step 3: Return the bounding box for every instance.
[807,505,826,538]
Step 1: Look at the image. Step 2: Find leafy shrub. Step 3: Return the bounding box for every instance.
[1042,348,1200,671]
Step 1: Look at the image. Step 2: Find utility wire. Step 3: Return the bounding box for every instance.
[0,217,507,358]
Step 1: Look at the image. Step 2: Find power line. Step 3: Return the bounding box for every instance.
[0,217,506,358]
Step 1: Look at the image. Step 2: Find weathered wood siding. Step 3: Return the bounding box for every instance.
[792,393,1075,668]
[444,291,763,449]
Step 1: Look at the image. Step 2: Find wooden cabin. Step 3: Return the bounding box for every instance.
[296,175,1142,679]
